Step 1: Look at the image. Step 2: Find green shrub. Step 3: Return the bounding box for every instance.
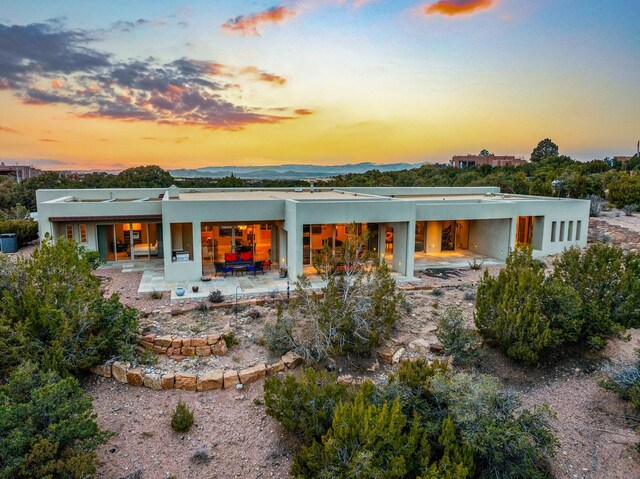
[222,331,238,348]
[0,219,38,247]
[475,247,551,364]
[264,367,350,441]
[430,372,557,479]
[0,237,138,376]
[171,399,194,433]
[436,307,479,362]
[292,383,474,479]
[393,357,449,392]
[551,244,634,342]
[0,363,111,479]
[608,175,640,208]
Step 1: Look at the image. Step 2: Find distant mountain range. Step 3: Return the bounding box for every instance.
[169,162,429,180]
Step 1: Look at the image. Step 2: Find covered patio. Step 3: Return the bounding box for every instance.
[413,250,500,270]
[99,258,415,301]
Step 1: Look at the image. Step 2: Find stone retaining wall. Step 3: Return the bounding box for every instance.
[138,333,228,358]
[90,350,304,392]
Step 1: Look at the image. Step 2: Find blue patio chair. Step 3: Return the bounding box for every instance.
[247,261,265,275]
[214,262,232,277]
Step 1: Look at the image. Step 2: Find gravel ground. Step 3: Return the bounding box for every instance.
[599,209,640,234]
[87,376,296,479]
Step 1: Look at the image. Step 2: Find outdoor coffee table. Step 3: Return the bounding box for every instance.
[232,265,246,276]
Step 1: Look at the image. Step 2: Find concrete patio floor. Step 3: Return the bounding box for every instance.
[413,251,500,270]
[99,260,417,301]
[98,252,500,302]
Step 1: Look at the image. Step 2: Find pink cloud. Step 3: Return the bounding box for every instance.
[423,0,497,16]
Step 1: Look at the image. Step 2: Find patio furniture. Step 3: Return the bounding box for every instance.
[247,261,265,275]
[232,265,247,276]
[224,251,254,268]
[214,262,232,277]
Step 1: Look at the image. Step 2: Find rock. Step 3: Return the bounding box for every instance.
[171,338,182,348]
[337,374,354,385]
[376,347,395,364]
[392,347,405,364]
[182,338,191,347]
[408,338,431,355]
[367,360,380,372]
[182,346,196,356]
[238,364,266,385]
[223,369,240,389]
[196,345,212,356]
[161,373,175,390]
[154,335,173,347]
[143,373,162,390]
[211,340,228,356]
[429,342,445,353]
[191,337,208,347]
[266,361,285,376]
[141,333,156,343]
[153,345,168,354]
[197,370,224,391]
[282,350,303,369]
[423,324,438,333]
[140,341,154,350]
[207,334,221,345]
[111,361,130,383]
[126,367,144,387]
[175,373,197,391]
[90,363,112,378]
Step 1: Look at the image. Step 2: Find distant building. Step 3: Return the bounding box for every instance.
[0,162,42,182]
[613,156,634,166]
[451,154,526,168]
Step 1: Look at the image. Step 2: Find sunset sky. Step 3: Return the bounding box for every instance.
[0,0,638,170]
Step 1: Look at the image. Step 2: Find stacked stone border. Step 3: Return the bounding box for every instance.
[138,333,228,358]
[90,351,304,392]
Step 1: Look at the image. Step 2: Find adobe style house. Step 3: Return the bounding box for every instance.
[451,154,526,168]
[36,186,589,281]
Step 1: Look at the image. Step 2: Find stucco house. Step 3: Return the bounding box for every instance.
[36,186,589,281]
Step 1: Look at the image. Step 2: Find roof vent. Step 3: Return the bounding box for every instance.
[168,185,179,199]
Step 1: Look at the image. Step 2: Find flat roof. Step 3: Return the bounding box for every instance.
[395,194,537,202]
[178,190,379,201]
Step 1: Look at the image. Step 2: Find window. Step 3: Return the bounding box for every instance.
[576,221,582,241]
[516,216,534,245]
[551,221,557,242]
[559,221,565,242]
[170,222,193,262]
[567,221,573,241]
[66,224,73,241]
[80,224,87,243]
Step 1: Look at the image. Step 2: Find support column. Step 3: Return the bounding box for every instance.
[277,226,288,269]
[286,223,303,279]
[390,221,415,277]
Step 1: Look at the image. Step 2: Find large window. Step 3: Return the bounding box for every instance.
[80,224,87,243]
[66,224,73,241]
